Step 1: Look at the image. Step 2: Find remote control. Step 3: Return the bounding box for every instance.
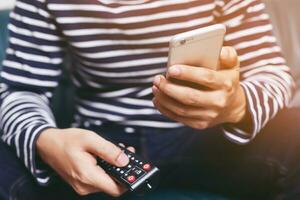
[97,147,160,195]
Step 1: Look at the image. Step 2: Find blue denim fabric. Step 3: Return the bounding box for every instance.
[1,109,300,200]
[0,128,230,200]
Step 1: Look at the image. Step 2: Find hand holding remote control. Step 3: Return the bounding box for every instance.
[98,146,160,195]
[37,128,131,197]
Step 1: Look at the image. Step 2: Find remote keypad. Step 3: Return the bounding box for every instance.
[97,147,159,194]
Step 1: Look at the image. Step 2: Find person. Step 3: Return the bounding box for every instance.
[0,0,297,199]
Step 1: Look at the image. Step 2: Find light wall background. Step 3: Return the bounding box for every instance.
[0,0,15,10]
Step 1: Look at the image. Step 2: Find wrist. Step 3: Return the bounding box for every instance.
[229,85,247,123]
[36,128,61,165]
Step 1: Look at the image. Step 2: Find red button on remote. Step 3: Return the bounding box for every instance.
[127,175,136,183]
[143,164,151,171]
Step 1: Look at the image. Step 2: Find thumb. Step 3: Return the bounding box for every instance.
[85,132,129,167]
[219,46,240,70]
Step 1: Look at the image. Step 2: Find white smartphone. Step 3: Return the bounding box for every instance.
[167,24,226,70]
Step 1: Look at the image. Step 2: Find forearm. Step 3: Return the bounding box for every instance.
[222,67,295,144]
[0,87,57,185]
[215,0,296,143]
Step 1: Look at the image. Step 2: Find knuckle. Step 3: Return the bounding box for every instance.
[67,128,75,133]
[74,185,89,196]
[194,123,203,130]
[99,140,116,154]
[194,122,209,130]
[78,190,90,196]
[109,191,122,198]
[99,142,110,154]
[81,131,95,143]
[163,85,172,96]
[209,111,219,120]
[174,107,187,116]
[86,130,97,137]
[70,170,78,180]
[204,71,215,84]
[78,190,89,196]
[214,92,228,108]
[186,93,200,106]
[77,171,90,185]
[216,98,227,108]
[76,128,88,135]
[224,80,233,90]
[204,112,216,121]
[202,122,210,129]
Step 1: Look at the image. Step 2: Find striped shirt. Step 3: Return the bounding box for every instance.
[0,0,294,185]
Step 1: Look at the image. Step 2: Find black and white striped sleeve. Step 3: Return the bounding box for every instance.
[215,0,295,144]
[0,0,65,185]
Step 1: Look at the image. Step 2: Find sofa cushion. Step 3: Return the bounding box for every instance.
[0,10,10,65]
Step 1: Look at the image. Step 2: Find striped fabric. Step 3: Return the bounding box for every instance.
[0,0,294,185]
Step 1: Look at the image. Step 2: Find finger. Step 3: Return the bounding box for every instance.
[153,76,224,108]
[167,65,224,90]
[127,146,135,153]
[61,168,102,196]
[153,98,211,130]
[84,132,129,167]
[72,182,101,196]
[153,88,218,120]
[119,143,125,148]
[85,165,126,197]
[119,143,135,153]
[219,46,239,70]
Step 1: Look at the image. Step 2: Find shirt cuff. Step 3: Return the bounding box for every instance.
[27,123,56,186]
[222,82,259,144]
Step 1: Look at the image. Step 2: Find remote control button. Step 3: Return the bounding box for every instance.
[127,175,136,183]
[131,157,135,160]
[143,164,151,171]
[120,170,124,174]
[128,165,132,168]
[116,168,120,171]
[139,162,143,165]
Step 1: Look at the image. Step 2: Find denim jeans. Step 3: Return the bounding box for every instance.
[1,108,300,200]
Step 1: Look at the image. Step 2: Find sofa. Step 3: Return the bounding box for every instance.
[0,10,9,63]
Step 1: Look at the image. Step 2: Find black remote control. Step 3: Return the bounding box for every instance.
[97,147,160,195]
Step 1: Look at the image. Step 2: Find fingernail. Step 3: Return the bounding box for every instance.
[118,143,125,148]
[116,152,129,166]
[154,75,161,86]
[169,66,180,76]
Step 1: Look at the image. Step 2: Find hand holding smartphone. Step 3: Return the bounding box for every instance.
[153,24,246,131]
